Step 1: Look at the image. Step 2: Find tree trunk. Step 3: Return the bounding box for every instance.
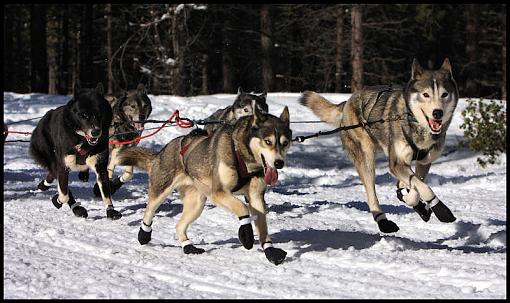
[105,4,114,94]
[171,5,187,96]
[47,8,58,95]
[260,4,274,92]
[334,5,344,93]
[502,11,506,101]
[464,4,478,97]
[30,4,48,93]
[79,4,94,87]
[4,7,14,91]
[350,4,363,93]
[201,54,209,95]
[222,16,233,93]
[58,4,69,94]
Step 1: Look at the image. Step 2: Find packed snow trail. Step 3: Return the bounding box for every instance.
[3,92,506,299]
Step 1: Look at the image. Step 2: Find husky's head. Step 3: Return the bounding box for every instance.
[232,87,268,120]
[405,58,459,136]
[67,82,112,146]
[117,83,152,132]
[248,101,292,186]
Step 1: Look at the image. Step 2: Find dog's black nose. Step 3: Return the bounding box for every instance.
[432,109,443,120]
[274,160,284,169]
[91,128,101,137]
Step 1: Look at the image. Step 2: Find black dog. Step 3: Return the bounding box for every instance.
[29,83,122,220]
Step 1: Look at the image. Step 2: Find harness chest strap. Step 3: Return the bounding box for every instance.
[232,148,264,192]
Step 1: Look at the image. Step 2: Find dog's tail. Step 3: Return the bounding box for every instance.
[116,147,157,171]
[299,91,345,126]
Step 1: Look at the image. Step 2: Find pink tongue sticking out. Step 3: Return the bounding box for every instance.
[428,118,442,131]
[264,165,279,186]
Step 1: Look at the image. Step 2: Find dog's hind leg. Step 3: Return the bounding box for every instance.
[138,181,176,245]
[342,131,400,233]
[175,186,206,254]
[247,178,287,265]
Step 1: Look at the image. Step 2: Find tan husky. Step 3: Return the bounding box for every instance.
[300,58,458,233]
[115,102,292,265]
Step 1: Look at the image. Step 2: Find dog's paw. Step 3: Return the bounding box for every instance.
[396,187,408,202]
[69,201,88,218]
[106,208,122,220]
[51,194,63,209]
[93,183,102,197]
[78,170,89,182]
[38,180,51,191]
[138,227,152,245]
[110,177,124,195]
[264,247,287,265]
[238,223,254,250]
[377,219,399,233]
[430,199,456,223]
[413,201,432,222]
[183,244,205,254]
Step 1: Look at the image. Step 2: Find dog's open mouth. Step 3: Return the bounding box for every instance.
[422,110,442,134]
[85,135,100,146]
[261,154,278,186]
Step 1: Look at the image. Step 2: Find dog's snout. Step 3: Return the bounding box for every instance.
[432,109,443,120]
[91,128,101,137]
[274,159,284,169]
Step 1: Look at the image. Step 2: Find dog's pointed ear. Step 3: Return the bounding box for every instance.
[411,58,423,80]
[237,87,244,95]
[280,106,290,127]
[96,83,104,96]
[251,99,263,128]
[136,83,147,95]
[440,58,454,79]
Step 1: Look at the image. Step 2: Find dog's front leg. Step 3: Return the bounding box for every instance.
[390,148,455,223]
[53,165,88,217]
[86,152,122,220]
[396,161,433,222]
[247,178,287,265]
[211,191,254,249]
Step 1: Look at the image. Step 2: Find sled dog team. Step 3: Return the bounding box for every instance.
[30,58,459,265]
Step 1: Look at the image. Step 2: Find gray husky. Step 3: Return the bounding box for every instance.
[80,84,153,196]
[203,87,268,134]
[115,102,292,265]
[300,58,458,233]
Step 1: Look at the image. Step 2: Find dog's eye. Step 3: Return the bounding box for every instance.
[265,139,272,146]
[441,92,449,98]
[422,93,430,98]
[282,140,289,147]
[244,108,250,113]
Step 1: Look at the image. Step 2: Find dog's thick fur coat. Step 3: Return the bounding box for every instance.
[115,102,292,264]
[30,83,122,219]
[300,58,458,232]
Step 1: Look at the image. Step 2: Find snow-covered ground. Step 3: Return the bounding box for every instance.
[3,91,506,299]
